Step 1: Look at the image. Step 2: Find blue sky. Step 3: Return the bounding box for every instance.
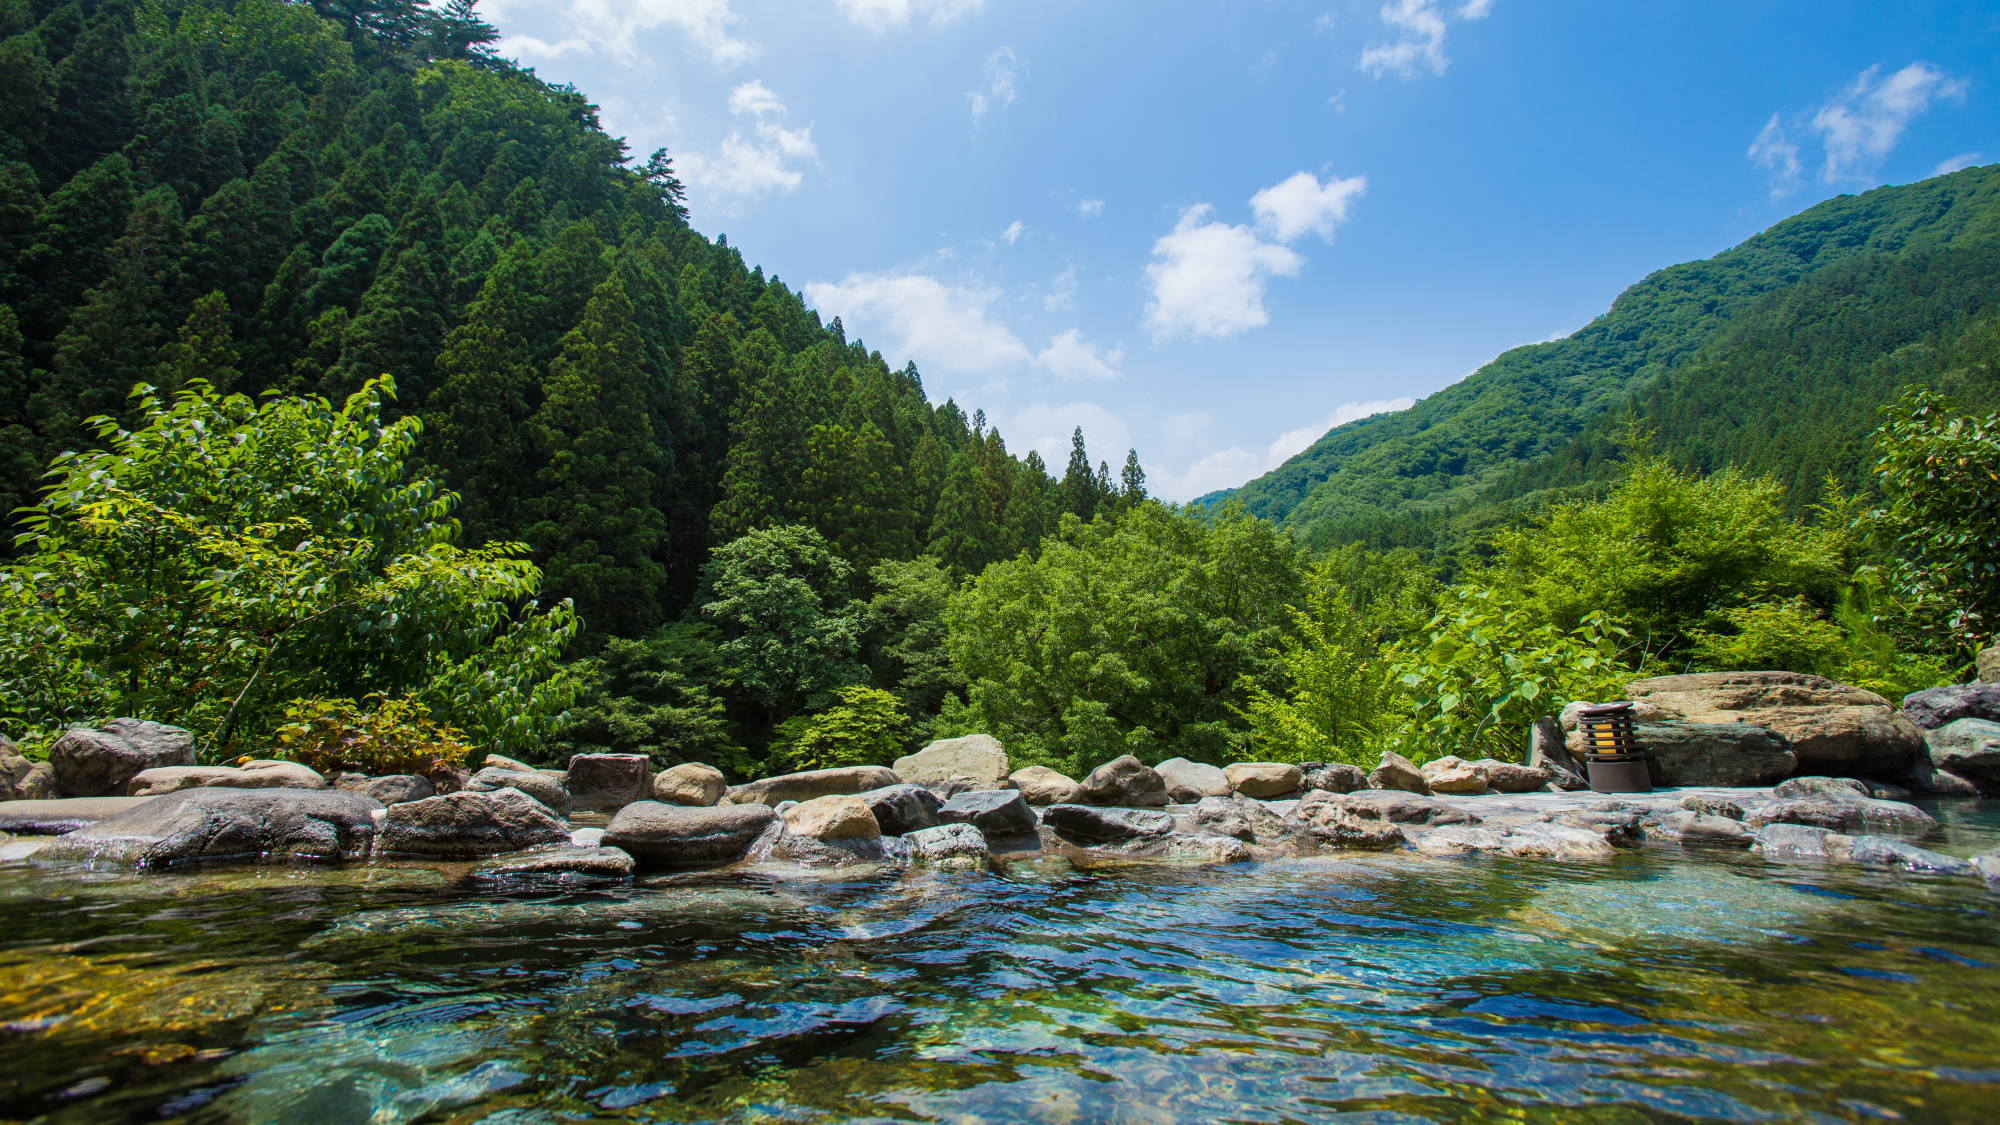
[479,1,1999,500]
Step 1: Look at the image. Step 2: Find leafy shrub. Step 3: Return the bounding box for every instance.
[1870,387,2000,654]
[544,623,745,771]
[771,686,908,772]
[274,694,473,776]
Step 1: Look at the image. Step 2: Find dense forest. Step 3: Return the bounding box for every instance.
[1206,165,2000,563]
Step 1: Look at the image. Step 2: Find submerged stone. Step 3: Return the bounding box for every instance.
[472,845,636,881]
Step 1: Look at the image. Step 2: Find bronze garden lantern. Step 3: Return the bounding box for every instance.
[1575,701,1651,793]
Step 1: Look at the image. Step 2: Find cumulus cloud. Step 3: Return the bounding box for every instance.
[969,46,1018,121]
[1250,170,1368,242]
[1001,220,1025,245]
[526,0,755,67]
[679,81,817,207]
[1152,398,1415,502]
[1144,206,1303,341]
[803,271,1119,386]
[1042,265,1078,312]
[835,0,985,32]
[1007,402,1133,474]
[1747,113,1803,198]
[503,34,591,61]
[1075,197,1105,217]
[1936,151,1984,175]
[1035,329,1122,381]
[1811,62,1967,182]
[1359,0,1491,79]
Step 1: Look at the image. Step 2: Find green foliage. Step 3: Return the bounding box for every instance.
[864,554,962,743]
[698,525,867,725]
[273,692,472,776]
[544,623,743,772]
[771,685,908,773]
[1236,562,1399,765]
[1870,387,2000,652]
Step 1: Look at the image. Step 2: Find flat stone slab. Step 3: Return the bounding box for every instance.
[1250,785,1790,829]
[0,797,158,835]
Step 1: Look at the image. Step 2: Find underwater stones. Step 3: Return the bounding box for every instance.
[1772,775,1872,800]
[905,822,989,869]
[127,761,326,796]
[377,789,569,859]
[652,762,727,807]
[1155,757,1231,802]
[1300,762,1367,794]
[1078,755,1169,807]
[726,765,902,807]
[893,734,1011,797]
[1751,823,1845,862]
[1419,756,1488,795]
[1040,803,1176,845]
[782,794,882,841]
[0,796,159,835]
[1975,851,2000,893]
[564,753,651,811]
[334,774,434,805]
[1908,765,1982,797]
[1008,766,1081,805]
[1224,762,1304,799]
[859,784,943,835]
[1621,670,1923,776]
[1901,682,2000,730]
[603,801,775,867]
[1368,751,1429,794]
[472,844,635,881]
[465,768,569,816]
[39,787,381,867]
[1845,835,1975,877]
[1652,810,1754,848]
[1923,718,2000,791]
[1476,760,1554,793]
[50,719,195,798]
[940,789,1038,838]
[1637,721,1796,787]
[1744,796,1938,838]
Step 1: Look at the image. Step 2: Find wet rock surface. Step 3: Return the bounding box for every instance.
[40,787,381,867]
[49,719,196,798]
[472,844,635,881]
[859,784,943,835]
[939,789,1038,838]
[378,790,570,859]
[603,802,776,867]
[726,766,901,807]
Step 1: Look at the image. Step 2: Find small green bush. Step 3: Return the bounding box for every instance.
[273,693,473,777]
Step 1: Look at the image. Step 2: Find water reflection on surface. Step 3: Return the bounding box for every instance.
[2,802,1997,1123]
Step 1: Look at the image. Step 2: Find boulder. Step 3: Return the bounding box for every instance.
[1677,793,1746,820]
[1923,718,2000,791]
[726,765,902,807]
[1744,796,1938,838]
[1009,766,1081,805]
[1410,825,1509,856]
[38,788,380,867]
[1651,810,1754,848]
[1615,671,1922,777]
[1772,775,1871,801]
[1846,835,1975,877]
[893,734,1011,797]
[1475,760,1553,793]
[565,753,651,811]
[1368,751,1429,794]
[652,762,727,807]
[905,822,989,869]
[377,789,569,859]
[126,760,326,796]
[1419,756,1488,795]
[482,753,538,772]
[1,737,35,800]
[14,762,54,801]
[1040,804,1177,845]
[1290,792,1408,849]
[1326,788,1478,826]
[1300,762,1367,794]
[741,819,888,869]
[1184,795,1292,845]
[1909,765,1983,797]
[49,719,195,798]
[781,794,881,841]
[465,767,569,816]
[939,789,1038,838]
[472,845,636,881]
[602,802,775,867]
[858,784,943,835]
[1223,762,1304,799]
[334,774,434,805]
[1978,641,2000,684]
[1494,821,1620,860]
[1527,716,1588,790]
[1632,721,1795,787]
[1753,823,1846,862]
[1077,755,1169,807]
[1901,683,2000,730]
[1154,757,1231,802]
[0,796,159,835]
[1976,851,2000,894]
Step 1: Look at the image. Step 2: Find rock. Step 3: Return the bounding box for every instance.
[1618,671,1922,777]
[1901,683,2000,730]
[1040,803,1177,845]
[14,762,54,801]
[1146,834,1254,864]
[1410,825,1509,856]
[858,784,943,835]
[1677,793,1746,820]
[1476,760,1554,793]
[1846,835,1975,877]
[1910,766,1983,797]
[473,845,636,881]
[905,822,989,869]
[1420,756,1488,795]
[1154,757,1231,802]
[1652,810,1754,848]
[1290,792,1408,849]
[1923,718,2000,791]
[782,794,881,841]
[38,788,380,867]
[377,789,569,859]
[1184,795,1291,844]
[564,753,651,811]
[1772,775,1873,800]
[726,765,902,807]
[1,737,35,800]
[1223,762,1304,799]
[939,789,1038,838]
[1556,807,1645,845]
[1978,641,2000,684]
[334,774,434,805]
[1008,766,1081,805]
[1634,721,1795,787]
[1528,715,1588,790]
[1867,781,1912,801]
[893,734,1011,797]
[483,753,538,772]
[1324,788,1479,826]
[465,767,569,816]
[0,796,160,835]
[1976,851,2000,893]
[602,802,775,868]
[741,818,888,869]
[1744,796,1938,838]
[1077,755,1169,807]
[126,760,326,796]
[1300,762,1367,794]
[0,837,49,862]
[1368,751,1430,794]
[49,719,195,798]
[1752,823,1845,862]
[1496,821,1619,860]
[652,762,727,806]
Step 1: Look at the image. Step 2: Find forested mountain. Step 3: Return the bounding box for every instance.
[0,0,1129,639]
[1204,165,2000,559]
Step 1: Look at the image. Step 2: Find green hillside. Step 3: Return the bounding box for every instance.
[1203,165,2000,557]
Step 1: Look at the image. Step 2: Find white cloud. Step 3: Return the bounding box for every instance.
[1936,151,1984,175]
[835,0,984,32]
[502,34,590,61]
[969,45,1018,121]
[1035,329,1122,381]
[1747,113,1803,198]
[1144,205,1303,341]
[1153,398,1415,502]
[1002,220,1025,245]
[1075,198,1105,217]
[1250,170,1368,242]
[535,0,755,67]
[1008,402,1133,474]
[1043,265,1078,312]
[679,81,817,208]
[1266,398,1414,464]
[1314,12,1337,35]
[804,272,1030,375]
[1358,0,1490,79]
[1810,63,1967,182]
